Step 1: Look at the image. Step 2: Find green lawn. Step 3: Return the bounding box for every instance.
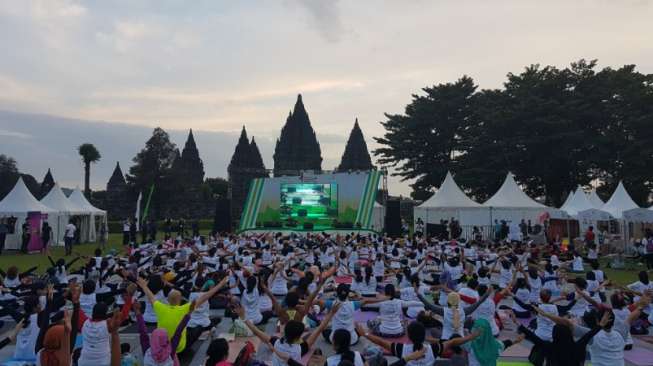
[0,235,644,286]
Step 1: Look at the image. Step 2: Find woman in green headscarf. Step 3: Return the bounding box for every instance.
[463,318,524,366]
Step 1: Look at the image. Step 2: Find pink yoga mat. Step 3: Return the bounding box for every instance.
[624,347,653,366]
[335,276,353,284]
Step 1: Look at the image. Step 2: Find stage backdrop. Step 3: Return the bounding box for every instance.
[238,171,382,232]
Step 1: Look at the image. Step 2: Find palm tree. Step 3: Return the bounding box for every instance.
[77,143,101,198]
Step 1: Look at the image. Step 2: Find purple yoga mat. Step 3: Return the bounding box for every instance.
[353,311,380,322]
[624,347,653,366]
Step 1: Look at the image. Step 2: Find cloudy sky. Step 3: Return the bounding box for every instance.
[1,0,652,196]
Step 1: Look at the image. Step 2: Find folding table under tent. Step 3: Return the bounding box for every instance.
[482,172,560,224]
[67,187,108,243]
[40,183,88,246]
[0,177,57,250]
[413,172,490,234]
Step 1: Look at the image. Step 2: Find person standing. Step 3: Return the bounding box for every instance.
[148,219,157,242]
[0,217,7,255]
[20,219,30,254]
[122,218,130,246]
[129,217,137,245]
[41,221,52,254]
[64,220,76,256]
[141,219,148,244]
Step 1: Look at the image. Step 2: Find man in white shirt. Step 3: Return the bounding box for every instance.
[64,220,76,255]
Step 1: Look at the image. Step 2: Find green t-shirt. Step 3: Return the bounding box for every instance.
[154,301,192,353]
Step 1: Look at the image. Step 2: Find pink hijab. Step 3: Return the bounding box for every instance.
[150,328,179,366]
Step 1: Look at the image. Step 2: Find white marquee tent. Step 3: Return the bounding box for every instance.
[40,183,88,245]
[587,189,605,210]
[601,181,639,219]
[483,172,557,223]
[0,177,57,249]
[414,172,490,227]
[68,187,108,242]
[561,186,612,232]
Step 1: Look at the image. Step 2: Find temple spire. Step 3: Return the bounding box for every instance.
[178,129,204,185]
[273,94,322,176]
[107,162,126,189]
[337,118,374,172]
[39,168,55,199]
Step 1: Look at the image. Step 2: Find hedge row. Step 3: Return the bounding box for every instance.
[107,219,216,234]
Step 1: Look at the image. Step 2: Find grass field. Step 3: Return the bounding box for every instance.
[0,234,645,286]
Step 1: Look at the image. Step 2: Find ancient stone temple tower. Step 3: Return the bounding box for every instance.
[177,129,205,185]
[336,118,374,172]
[105,162,131,219]
[228,127,268,219]
[38,168,55,199]
[273,94,322,176]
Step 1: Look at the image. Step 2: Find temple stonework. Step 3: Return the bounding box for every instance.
[336,118,374,172]
[38,168,55,199]
[273,94,322,176]
[105,162,131,220]
[228,127,268,220]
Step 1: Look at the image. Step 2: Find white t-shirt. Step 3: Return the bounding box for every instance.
[588,330,625,366]
[65,223,76,238]
[241,288,263,324]
[378,299,404,335]
[442,307,465,340]
[79,320,111,366]
[326,352,365,366]
[189,292,211,328]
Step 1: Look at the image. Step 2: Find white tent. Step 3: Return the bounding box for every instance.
[0,177,57,250]
[40,183,87,245]
[623,208,653,222]
[483,172,556,223]
[414,172,490,227]
[560,191,573,209]
[561,186,596,216]
[601,181,639,219]
[68,188,108,242]
[587,189,605,210]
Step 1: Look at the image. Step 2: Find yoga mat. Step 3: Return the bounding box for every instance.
[500,343,531,358]
[335,276,353,284]
[624,347,653,366]
[353,311,380,322]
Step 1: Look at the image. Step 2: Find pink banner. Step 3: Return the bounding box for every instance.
[27,212,43,252]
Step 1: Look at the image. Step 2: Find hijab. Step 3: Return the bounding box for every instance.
[447,292,461,330]
[470,319,501,366]
[150,328,176,365]
[40,325,66,366]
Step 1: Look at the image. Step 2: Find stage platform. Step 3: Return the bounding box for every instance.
[238,228,379,236]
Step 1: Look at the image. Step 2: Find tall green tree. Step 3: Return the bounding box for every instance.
[374,76,477,200]
[126,128,178,218]
[77,143,101,198]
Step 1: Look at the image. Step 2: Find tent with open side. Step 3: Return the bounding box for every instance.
[68,187,108,243]
[0,177,57,250]
[561,186,612,232]
[40,183,88,246]
[483,172,560,224]
[413,172,490,227]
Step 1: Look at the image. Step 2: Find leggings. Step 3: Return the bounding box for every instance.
[186,317,222,348]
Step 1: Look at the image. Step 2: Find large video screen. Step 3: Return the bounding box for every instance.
[280,183,338,221]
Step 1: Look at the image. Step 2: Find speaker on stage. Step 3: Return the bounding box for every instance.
[213,198,232,233]
[385,199,401,237]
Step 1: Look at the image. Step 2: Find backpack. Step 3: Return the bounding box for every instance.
[233,341,256,366]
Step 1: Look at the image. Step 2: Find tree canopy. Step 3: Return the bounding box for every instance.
[374,60,653,206]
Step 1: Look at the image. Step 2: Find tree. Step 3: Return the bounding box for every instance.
[77,143,101,198]
[203,177,229,199]
[126,128,178,218]
[374,76,477,200]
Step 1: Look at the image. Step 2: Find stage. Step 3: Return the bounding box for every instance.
[238,228,379,236]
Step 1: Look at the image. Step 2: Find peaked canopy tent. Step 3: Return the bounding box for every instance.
[561,186,612,233]
[587,189,605,210]
[413,172,490,229]
[0,177,58,250]
[560,191,574,210]
[40,183,89,246]
[483,173,561,224]
[601,182,639,219]
[68,187,108,243]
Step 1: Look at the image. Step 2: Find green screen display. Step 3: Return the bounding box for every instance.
[280,183,338,222]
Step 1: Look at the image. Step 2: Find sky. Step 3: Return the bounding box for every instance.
[0,0,652,196]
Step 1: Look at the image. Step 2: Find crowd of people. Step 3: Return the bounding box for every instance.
[0,228,649,366]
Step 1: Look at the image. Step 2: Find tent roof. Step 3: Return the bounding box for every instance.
[41,183,84,213]
[562,186,597,216]
[601,181,639,219]
[68,188,106,214]
[587,189,605,210]
[0,177,55,213]
[483,173,546,208]
[419,172,482,208]
[560,191,573,209]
